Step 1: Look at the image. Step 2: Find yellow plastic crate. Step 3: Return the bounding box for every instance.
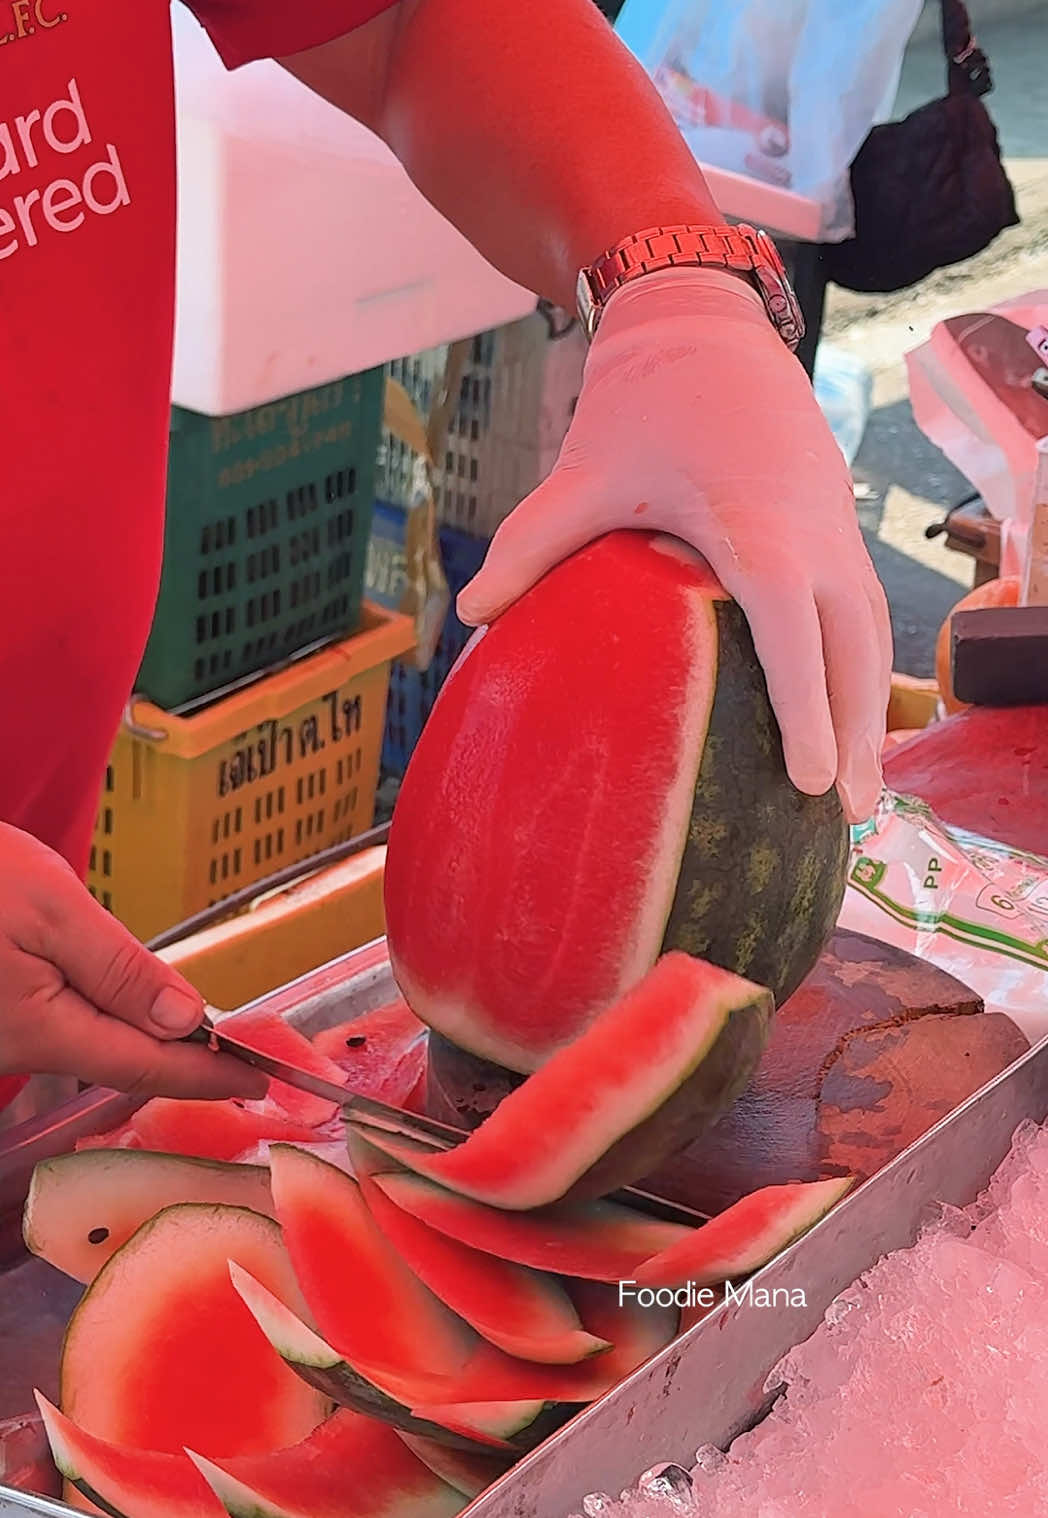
[88,604,414,942]
[159,846,387,1010]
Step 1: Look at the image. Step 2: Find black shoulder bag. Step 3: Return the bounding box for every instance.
[822,0,1019,294]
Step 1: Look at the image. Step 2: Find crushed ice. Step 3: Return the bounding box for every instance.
[571,1119,1048,1517]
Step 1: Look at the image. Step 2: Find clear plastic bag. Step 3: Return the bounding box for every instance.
[615,0,922,241]
[906,291,1048,578]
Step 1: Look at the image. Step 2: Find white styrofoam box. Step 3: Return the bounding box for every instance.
[171,4,537,416]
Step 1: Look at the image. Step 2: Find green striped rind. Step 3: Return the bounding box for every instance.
[567,986,772,1201]
[660,600,849,1005]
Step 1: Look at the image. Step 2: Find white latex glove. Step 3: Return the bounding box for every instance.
[457,267,892,823]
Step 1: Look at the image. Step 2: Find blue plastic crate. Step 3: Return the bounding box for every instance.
[365,502,489,776]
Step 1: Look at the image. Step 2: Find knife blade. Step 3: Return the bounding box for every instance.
[187,1016,467,1149]
[188,1015,709,1227]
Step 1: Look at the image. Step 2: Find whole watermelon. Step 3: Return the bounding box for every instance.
[385,530,849,1075]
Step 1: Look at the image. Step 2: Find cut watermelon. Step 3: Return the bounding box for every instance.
[36,1395,224,1518]
[350,954,772,1207]
[218,1008,349,1126]
[634,1177,855,1287]
[312,1000,429,1109]
[38,1398,464,1518]
[61,1205,327,1459]
[348,1133,609,1365]
[23,1150,273,1284]
[191,1410,464,1518]
[372,1172,693,1283]
[267,1146,476,1387]
[229,1265,548,1453]
[385,530,847,1074]
[396,1434,511,1499]
[75,1100,320,1162]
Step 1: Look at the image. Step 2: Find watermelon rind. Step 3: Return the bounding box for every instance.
[396,1433,512,1499]
[634,1176,856,1288]
[350,955,773,1208]
[372,1171,695,1283]
[228,1263,553,1455]
[60,1205,328,1461]
[347,1132,611,1365]
[385,531,848,1076]
[188,1409,466,1518]
[23,1149,274,1284]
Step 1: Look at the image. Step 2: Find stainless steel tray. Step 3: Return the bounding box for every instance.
[2,943,1045,1516]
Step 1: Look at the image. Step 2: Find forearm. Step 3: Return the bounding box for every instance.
[383,0,719,303]
[287,0,720,307]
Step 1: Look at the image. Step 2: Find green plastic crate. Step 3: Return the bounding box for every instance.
[139,370,384,710]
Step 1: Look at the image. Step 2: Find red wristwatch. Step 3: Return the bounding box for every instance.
[576,224,805,351]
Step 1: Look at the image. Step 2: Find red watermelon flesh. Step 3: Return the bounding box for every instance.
[219,1009,349,1126]
[75,1101,320,1162]
[267,1144,673,1409]
[192,1409,464,1518]
[397,1433,511,1499]
[347,1132,609,1365]
[385,530,847,1074]
[38,1399,464,1518]
[348,954,773,1208]
[312,1000,429,1109]
[372,1172,694,1283]
[23,1149,274,1285]
[884,703,1048,858]
[267,1145,476,1389]
[60,1204,327,1459]
[229,1264,546,1453]
[633,1176,854,1287]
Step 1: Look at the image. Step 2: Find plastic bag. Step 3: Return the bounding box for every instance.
[906,291,1048,578]
[813,343,873,466]
[841,792,1048,1042]
[615,0,921,241]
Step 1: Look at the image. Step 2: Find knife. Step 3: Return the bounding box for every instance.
[187,1013,709,1227]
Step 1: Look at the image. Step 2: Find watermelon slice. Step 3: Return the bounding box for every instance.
[349,954,772,1207]
[229,1265,553,1454]
[633,1177,855,1287]
[312,1000,429,1108]
[396,1434,511,1499]
[385,531,848,1074]
[348,1134,609,1365]
[75,1100,320,1162]
[23,1150,274,1284]
[38,1398,464,1518]
[191,1410,464,1518]
[218,1008,350,1126]
[267,1145,476,1387]
[372,1172,694,1283]
[61,1204,327,1459]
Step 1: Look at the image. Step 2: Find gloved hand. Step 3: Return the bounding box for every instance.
[458,268,892,823]
[0,824,267,1100]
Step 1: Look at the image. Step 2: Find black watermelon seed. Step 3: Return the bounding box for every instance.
[345,1035,367,1049]
[87,1227,110,1245]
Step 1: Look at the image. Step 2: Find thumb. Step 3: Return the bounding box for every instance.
[457,466,606,627]
[27,875,204,1039]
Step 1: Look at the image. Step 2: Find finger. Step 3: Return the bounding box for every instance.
[23,982,268,1100]
[721,573,838,798]
[819,584,887,824]
[457,466,606,626]
[18,873,205,1040]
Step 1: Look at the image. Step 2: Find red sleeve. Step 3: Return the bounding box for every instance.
[183,0,400,69]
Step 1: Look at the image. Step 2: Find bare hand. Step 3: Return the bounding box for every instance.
[0,825,267,1101]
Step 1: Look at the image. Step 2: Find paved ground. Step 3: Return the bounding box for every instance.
[822,7,1048,674]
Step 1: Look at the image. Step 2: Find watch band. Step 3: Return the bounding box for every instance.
[576,224,805,351]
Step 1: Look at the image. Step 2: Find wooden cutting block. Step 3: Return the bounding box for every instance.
[427,930,1028,1216]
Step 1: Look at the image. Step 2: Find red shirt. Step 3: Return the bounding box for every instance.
[0,0,394,1109]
